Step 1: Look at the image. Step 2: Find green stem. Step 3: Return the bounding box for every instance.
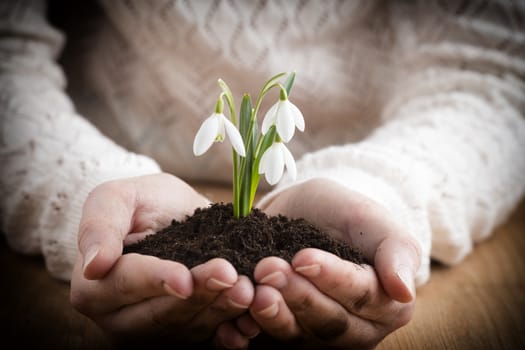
[217,80,240,217]
[238,95,253,217]
[233,152,240,218]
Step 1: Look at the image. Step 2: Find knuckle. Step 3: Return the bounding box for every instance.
[209,299,231,314]
[289,292,351,342]
[393,302,415,329]
[188,292,213,306]
[290,292,315,314]
[349,289,372,313]
[405,237,423,263]
[77,218,98,248]
[70,288,94,315]
[113,272,133,297]
[311,309,350,341]
[377,301,415,331]
[145,298,163,327]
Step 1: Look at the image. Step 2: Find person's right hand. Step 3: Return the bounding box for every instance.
[70,173,259,349]
[250,178,420,349]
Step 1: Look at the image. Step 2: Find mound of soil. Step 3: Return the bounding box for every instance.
[123,203,364,281]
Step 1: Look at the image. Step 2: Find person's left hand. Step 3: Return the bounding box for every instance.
[250,178,422,349]
[70,173,259,349]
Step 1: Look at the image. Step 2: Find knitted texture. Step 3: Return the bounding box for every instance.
[1,0,524,282]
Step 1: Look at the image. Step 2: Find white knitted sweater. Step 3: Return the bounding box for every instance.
[1,0,524,284]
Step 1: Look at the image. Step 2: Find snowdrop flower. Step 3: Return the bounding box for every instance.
[258,142,296,185]
[193,112,246,157]
[261,96,305,143]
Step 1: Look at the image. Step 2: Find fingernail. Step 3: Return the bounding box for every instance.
[396,267,415,301]
[257,303,279,319]
[294,264,321,277]
[162,282,189,300]
[227,297,249,309]
[82,245,100,274]
[246,327,261,339]
[259,271,287,289]
[206,278,234,291]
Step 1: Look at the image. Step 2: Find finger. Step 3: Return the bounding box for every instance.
[187,275,254,338]
[104,262,249,344]
[221,275,254,310]
[98,294,183,339]
[188,258,238,306]
[374,236,421,303]
[250,284,301,341]
[70,253,193,315]
[235,313,261,339]
[255,257,380,348]
[213,322,250,350]
[78,180,135,280]
[292,249,394,319]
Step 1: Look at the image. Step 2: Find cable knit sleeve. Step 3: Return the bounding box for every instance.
[258,1,525,287]
[0,0,161,281]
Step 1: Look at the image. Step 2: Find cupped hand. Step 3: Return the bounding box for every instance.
[251,178,422,349]
[70,173,257,348]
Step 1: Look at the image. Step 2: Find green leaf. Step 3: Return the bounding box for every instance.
[251,108,258,148]
[238,95,254,216]
[239,94,252,145]
[283,71,296,96]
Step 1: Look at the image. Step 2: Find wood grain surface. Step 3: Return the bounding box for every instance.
[1,184,524,349]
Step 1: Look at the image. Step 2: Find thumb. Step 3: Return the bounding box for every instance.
[78,181,135,280]
[374,236,422,303]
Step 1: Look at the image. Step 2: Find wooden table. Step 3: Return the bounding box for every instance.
[1,184,524,349]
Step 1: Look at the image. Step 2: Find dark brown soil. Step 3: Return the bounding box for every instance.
[123,203,364,281]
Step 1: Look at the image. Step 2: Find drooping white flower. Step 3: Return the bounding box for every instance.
[193,113,246,157]
[261,98,305,142]
[258,142,296,185]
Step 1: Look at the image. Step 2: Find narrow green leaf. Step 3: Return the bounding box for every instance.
[283,71,296,96]
[251,108,258,148]
[239,94,252,146]
[232,151,240,218]
[238,95,254,216]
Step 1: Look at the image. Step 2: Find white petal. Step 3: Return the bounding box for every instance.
[289,101,305,132]
[216,115,226,142]
[258,144,284,185]
[276,100,295,142]
[193,114,219,156]
[222,116,246,157]
[258,147,271,175]
[258,147,270,175]
[261,103,278,135]
[280,143,297,181]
